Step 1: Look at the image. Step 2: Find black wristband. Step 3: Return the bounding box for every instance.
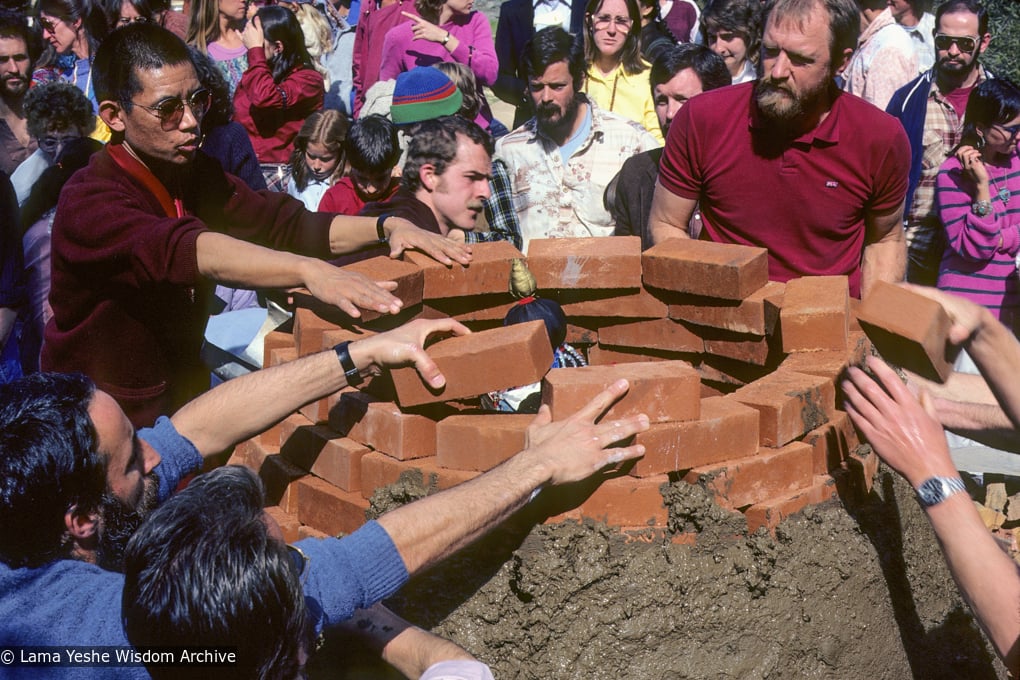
[376,213,390,243]
[333,341,363,387]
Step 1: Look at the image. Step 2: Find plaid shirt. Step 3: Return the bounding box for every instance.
[495,97,659,252]
[469,158,523,251]
[907,67,989,226]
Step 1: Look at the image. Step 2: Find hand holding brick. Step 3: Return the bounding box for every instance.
[348,317,471,389]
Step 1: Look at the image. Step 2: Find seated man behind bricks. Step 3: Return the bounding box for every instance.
[42,24,470,427]
[607,43,731,249]
[649,0,911,298]
[0,318,649,678]
[496,26,659,252]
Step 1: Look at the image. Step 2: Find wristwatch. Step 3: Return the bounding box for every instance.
[333,341,364,387]
[441,32,451,45]
[915,476,966,508]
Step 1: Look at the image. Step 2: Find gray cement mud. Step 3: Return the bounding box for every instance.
[310,466,1009,679]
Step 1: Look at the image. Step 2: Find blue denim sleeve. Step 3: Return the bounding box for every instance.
[139,416,204,502]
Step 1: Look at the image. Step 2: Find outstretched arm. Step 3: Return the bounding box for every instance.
[861,203,907,298]
[171,318,470,456]
[339,604,483,679]
[903,284,1020,431]
[843,356,1020,673]
[327,213,473,266]
[377,381,650,575]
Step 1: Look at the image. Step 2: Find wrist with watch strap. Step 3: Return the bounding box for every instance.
[915,476,967,508]
[333,341,364,387]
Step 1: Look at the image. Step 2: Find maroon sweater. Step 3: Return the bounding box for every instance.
[42,145,334,426]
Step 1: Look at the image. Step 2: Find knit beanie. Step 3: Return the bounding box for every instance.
[390,67,463,125]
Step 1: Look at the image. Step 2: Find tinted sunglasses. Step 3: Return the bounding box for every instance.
[933,33,979,53]
[129,89,212,130]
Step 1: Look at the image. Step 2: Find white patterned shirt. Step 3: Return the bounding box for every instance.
[495,97,660,253]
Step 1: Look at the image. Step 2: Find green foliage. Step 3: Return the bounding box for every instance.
[982,0,1020,83]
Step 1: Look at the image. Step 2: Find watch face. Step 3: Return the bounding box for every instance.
[917,477,964,507]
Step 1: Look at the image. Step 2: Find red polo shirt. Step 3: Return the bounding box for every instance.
[658,82,910,297]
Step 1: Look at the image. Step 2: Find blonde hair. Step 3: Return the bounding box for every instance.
[433,61,480,121]
[295,4,332,88]
[186,0,222,52]
[289,109,349,191]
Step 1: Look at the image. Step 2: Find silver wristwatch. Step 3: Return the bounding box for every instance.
[915,476,966,508]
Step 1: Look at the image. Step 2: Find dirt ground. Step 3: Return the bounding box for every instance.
[310,464,1009,679]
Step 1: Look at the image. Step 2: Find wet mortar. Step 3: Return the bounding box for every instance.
[310,465,1008,679]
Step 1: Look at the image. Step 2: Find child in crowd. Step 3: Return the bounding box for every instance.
[319,113,400,214]
[287,109,349,211]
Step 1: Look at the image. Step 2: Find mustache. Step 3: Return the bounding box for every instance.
[467,201,484,211]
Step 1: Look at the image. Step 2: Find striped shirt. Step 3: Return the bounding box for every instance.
[936,152,1020,333]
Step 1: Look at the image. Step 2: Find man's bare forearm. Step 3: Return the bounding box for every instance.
[861,235,906,298]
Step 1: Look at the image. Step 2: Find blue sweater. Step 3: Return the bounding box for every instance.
[0,419,408,678]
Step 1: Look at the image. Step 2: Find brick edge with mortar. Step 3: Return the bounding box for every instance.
[230,239,936,538]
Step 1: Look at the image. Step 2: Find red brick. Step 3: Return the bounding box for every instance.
[390,320,553,407]
[527,236,641,290]
[781,276,850,352]
[845,447,880,498]
[294,476,369,536]
[339,256,424,321]
[423,293,516,322]
[263,331,294,369]
[436,414,532,471]
[630,397,760,476]
[554,287,667,319]
[856,280,953,382]
[698,326,782,367]
[257,454,306,513]
[668,281,785,335]
[264,506,301,543]
[730,370,836,447]
[696,355,774,388]
[269,346,298,368]
[565,323,599,345]
[586,345,685,365]
[597,318,703,353]
[329,392,438,460]
[293,308,342,358]
[578,475,669,526]
[642,239,769,300]
[744,474,838,533]
[228,435,276,471]
[684,441,813,509]
[359,452,480,499]
[298,525,330,540]
[405,241,524,299]
[541,361,701,423]
[280,423,370,491]
[801,410,859,475]
[261,412,310,450]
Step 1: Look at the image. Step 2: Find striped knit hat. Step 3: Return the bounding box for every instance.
[390,67,463,125]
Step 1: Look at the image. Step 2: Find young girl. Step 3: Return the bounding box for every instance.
[233,5,325,191]
[187,0,251,99]
[287,109,348,211]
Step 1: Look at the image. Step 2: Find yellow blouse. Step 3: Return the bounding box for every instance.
[583,63,663,144]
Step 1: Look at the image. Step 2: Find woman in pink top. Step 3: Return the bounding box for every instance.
[187,0,250,98]
[378,0,497,91]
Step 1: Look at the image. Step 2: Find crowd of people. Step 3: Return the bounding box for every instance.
[0,0,1018,676]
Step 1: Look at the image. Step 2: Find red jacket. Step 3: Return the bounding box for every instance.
[233,47,324,164]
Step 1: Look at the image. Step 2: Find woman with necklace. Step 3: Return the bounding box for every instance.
[581,0,661,143]
[936,78,1020,334]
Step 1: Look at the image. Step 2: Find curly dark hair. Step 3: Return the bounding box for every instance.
[23,81,95,139]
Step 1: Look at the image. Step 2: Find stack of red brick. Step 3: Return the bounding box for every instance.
[228,236,881,541]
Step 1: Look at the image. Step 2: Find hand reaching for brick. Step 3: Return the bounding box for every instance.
[520,379,650,485]
[384,217,473,266]
[348,318,471,388]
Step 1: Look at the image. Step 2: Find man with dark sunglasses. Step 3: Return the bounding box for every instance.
[42,23,474,429]
[887,0,993,287]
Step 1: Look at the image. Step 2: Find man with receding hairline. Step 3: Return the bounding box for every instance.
[649,0,911,299]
